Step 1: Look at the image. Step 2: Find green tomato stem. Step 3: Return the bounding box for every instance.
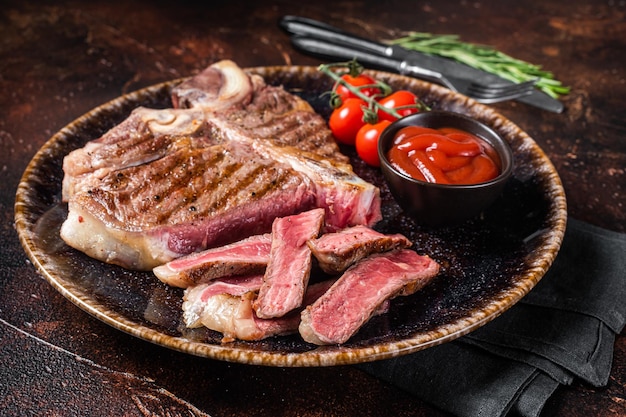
[318,61,429,122]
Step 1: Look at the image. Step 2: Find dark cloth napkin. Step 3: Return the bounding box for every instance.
[357,218,626,417]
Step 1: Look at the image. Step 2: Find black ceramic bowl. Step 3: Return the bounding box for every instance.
[378,110,514,226]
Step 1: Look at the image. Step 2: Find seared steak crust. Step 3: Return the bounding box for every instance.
[153,234,272,288]
[308,225,413,274]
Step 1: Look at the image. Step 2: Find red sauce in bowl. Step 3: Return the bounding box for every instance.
[387,126,501,185]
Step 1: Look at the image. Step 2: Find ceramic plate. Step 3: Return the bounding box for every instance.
[14,66,567,366]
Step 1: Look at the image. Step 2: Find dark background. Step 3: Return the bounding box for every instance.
[1,1,624,416]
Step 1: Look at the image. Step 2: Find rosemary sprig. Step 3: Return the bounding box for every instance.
[388,32,570,99]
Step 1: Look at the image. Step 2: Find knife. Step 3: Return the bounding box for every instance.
[290,36,467,91]
[280,15,563,113]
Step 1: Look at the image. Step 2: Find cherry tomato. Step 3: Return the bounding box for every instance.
[329,98,367,145]
[377,90,421,122]
[355,120,392,167]
[334,74,381,102]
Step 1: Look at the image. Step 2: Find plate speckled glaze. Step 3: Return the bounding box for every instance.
[14,66,567,366]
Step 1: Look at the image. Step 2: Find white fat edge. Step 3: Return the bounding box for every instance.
[182,283,210,328]
[152,263,190,289]
[298,307,332,345]
[60,201,178,271]
[199,292,261,341]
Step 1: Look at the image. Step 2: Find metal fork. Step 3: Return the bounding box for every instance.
[389,59,538,104]
[462,78,538,103]
[291,35,538,104]
[423,70,538,103]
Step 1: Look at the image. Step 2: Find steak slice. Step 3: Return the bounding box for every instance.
[253,208,325,319]
[183,276,335,342]
[60,60,381,270]
[307,225,413,274]
[299,249,440,345]
[152,234,272,288]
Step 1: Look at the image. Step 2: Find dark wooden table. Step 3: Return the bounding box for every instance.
[1,1,624,416]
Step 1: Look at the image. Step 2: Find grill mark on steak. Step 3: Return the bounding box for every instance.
[84,141,315,233]
[223,108,340,160]
[88,148,217,229]
[157,151,229,221]
[62,108,209,201]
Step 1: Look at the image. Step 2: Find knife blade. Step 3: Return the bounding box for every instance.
[280,15,563,113]
[291,36,454,87]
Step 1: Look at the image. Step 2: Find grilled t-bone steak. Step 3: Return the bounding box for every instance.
[152,233,272,288]
[307,225,413,274]
[253,208,325,319]
[60,60,381,270]
[299,249,440,345]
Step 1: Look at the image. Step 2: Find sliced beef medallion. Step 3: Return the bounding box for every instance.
[60,60,381,271]
[253,208,325,319]
[183,275,335,343]
[299,249,440,345]
[152,233,272,288]
[307,225,413,274]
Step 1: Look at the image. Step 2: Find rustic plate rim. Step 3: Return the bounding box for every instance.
[14,65,567,367]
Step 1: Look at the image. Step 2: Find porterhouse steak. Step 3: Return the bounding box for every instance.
[60,60,381,270]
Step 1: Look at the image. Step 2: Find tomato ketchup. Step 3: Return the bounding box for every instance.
[387,126,501,185]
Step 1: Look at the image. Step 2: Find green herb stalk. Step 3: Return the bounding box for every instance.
[388,33,570,99]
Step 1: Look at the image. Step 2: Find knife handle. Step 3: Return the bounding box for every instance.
[290,36,446,86]
[280,15,391,57]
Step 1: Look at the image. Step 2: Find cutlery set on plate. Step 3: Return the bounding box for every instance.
[280,16,563,113]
